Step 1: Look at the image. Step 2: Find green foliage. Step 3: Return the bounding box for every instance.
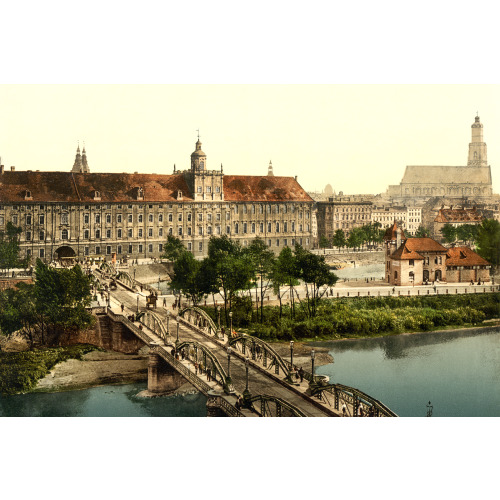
[456,224,479,245]
[0,344,102,395]
[244,293,499,341]
[319,235,330,249]
[171,251,209,306]
[161,235,187,262]
[440,223,457,243]
[332,229,347,248]
[0,222,29,272]
[476,219,500,267]
[414,226,430,238]
[0,260,94,347]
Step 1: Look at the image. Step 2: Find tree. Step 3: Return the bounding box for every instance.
[414,226,430,238]
[295,245,338,317]
[0,260,94,348]
[170,251,214,306]
[332,229,347,250]
[347,227,366,250]
[206,236,254,325]
[0,222,29,274]
[440,223,457,244]
[247,238,275,323]
[271,246,300,319]
[456,224,479,246]
[476,219,500,268]
[161,235,187,262]
[319,235,330,249]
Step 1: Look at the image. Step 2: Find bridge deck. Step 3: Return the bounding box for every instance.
[110,287,335,417]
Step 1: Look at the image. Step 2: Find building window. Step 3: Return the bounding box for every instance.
[158,244,163,252]
[187,213,192,222]
[61,229,68,240]
[268,223,272,232]
[39,248,45,258]
[216,225,221,235]
[148,244,153,253]
[39,230,45,241]
[284,239,288,246]
[148,228,153,237]
[128,244,133,254]
[276,239,280,246]
[226,226,231,234]
[251,223,255,233]
[106,229,111,239]
[106,246,112,255]
[95,229,101,239]
[187,242,192,251]
[61,213,69,225]
[95,246,101,255]
[178,214,183,222]
[207,226,212,235]
[235,223,239,234]
[178,227,183,236]
[159,214,163,223]
[84,229,89,239]
[0,216,4,226]
[234,206,238,214]
[260,223,264,233]
[159,228,163,237]
[276,222,280,232]
[198,242,203,252]
[117,229,122,238]
[26,231,32,241]
[128,228,133,238]
[409,259,414,266]
[215,186,220,193]
[268,239,272,247]
[284,222,288,232]
[187,227,192,236]
[138,214,143,223]
[148,214,153,223]
[243,223,247,234]
[12,215,18,225]
[206,186,211,193]
[168,213,173,222]
[128,214,133,223]
[117,214,122,223]
[106,214,111,223]
[198,213,203,222]
[168,228,173,235]
[95,214,100,224]
[139,244,143,253]
[197,186,202,193]
[39,214,44,225]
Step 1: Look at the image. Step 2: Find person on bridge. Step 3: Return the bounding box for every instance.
[163,297,167,307]
[121,304,124,313]
[298,367,304,383]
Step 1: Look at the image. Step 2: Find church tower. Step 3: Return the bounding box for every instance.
[267,160,274,176]
[467,115,488,166]
[191,135,207,172]
[71,144,90,173]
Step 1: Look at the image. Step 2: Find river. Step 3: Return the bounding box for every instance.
[1,326,498,417]
[313,326,500,417]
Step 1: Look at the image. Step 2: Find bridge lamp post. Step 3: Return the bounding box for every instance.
[136,293,140,313]
[158,274,161,291]
[290,340,294,368]
[310,349,316,385]
[176,320,180,345]
[243,356,251,406]
[217,306,221,329]
[229,311,233,340]
[166,310,170,335]
[224,346,234,394]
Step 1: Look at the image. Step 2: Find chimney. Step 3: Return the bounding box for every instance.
[396,227,402,249]
[10,166,15,171]
[0,164,4,174]
[295,175,298,181]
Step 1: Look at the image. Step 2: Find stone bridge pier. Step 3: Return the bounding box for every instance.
[147,346,189,395]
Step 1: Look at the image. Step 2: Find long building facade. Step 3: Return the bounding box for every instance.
[0,139,314,263]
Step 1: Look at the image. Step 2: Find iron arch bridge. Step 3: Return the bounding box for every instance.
[116,271,135,289]
[229,334,293,381]
[179,307,221,339]
[100,261,117,277]
[175,340,233,394]
[136,311,170,344]
[310,383,398,417]
[246,394,306,417]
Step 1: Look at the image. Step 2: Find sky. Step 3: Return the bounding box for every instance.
[1,84,499,195]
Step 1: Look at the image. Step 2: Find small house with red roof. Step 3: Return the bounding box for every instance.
[384,222,490,285]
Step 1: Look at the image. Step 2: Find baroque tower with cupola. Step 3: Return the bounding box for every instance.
[467,115,488,166]
[182,134,224,201]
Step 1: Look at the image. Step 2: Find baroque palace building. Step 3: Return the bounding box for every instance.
[386,115,494,201]
[0,138,314,262]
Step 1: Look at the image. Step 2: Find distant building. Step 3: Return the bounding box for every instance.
[372,206,408,231]
[433,206,483,240]
[384,222,490,285]
[387,115,493,201]
[316,196,372,241]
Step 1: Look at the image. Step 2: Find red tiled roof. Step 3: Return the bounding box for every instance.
[223,175,313,202]
[391,243,424,261]
[0,171,313,203]
[434,208,483,223]
[403,237,448,253]
[446,246,490,267]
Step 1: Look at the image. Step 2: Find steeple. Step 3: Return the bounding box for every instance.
[467,114,488,166]
[267,160,274,176]
[71,143,90,173]
[191,134,207,172]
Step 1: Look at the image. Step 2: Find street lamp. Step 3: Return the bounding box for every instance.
[166,310,170,335]
[229,311,233,340]
[310,349,316,385]
[426,401,433,417]
[176,320,180,345]
[245,356,250,392]
[133,267,136,283]
[243,356,251,406]
[290,340,294,369]
[217,305,221,329]
[158,274,161,291]
[136,293,140,313]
